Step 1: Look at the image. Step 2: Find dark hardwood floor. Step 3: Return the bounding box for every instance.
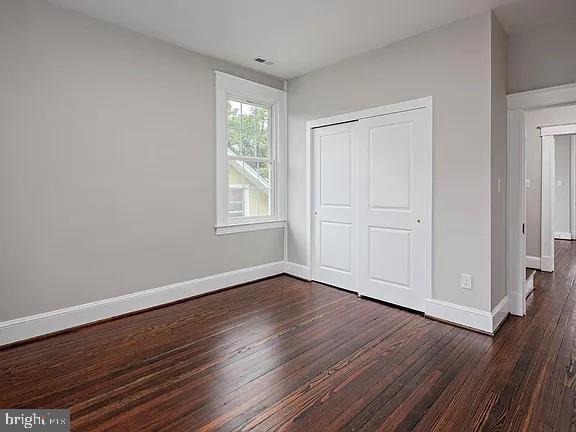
[2,241,576,431]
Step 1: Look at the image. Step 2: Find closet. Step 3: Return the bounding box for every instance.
[311,102,431,311]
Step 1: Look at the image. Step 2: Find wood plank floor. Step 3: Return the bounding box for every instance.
[2,240,576,431]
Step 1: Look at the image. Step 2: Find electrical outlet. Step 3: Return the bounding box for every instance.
[461,274,472,290]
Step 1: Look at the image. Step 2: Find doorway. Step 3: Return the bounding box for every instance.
[507,83,576,317]
[308,98,432,312]
[539,126,576,272]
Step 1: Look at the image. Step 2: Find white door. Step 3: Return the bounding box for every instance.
[312,122,358,291]
[357,109,431,311]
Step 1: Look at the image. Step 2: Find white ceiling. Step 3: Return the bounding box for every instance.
[494,0,576,35]
[48,0,576,79]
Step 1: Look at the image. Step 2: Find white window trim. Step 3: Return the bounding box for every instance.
[214,71,287,235]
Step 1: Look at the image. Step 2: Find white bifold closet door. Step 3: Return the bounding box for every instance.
[357,109,429,311]
[312,107,430,312]
[312,122,358,291]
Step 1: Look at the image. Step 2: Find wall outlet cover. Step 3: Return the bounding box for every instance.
[461,273,472,290]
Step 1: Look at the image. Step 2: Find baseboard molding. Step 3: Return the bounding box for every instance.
[491,296,509,333]
[0,260,514,346]
[284,262,311,280]
[554,232,573,240]
[425,297,509,335]
[0,261,285,347]
[526,256,541,270]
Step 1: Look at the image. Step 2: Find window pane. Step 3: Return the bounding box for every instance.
[236,101,270,158]
[255,105,270,158]
[228,187,244,218]
[240,102,256,157]
[259,189,272,216]
[246,189,259,218]
[227,100,241,155]
[257,162,271,186]
[241,160,257,190]
[228,159,243,189]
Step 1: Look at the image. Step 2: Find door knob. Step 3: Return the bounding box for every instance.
[417,219,422,224]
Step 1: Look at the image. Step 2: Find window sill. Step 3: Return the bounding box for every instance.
[215,220,287,235]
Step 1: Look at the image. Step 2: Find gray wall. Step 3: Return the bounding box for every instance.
[554,136,571,235]
[525,105,576,258]
[490,14,508,309]
[508,18,576,94]
[288,13,494,311]
[0,0,285,321]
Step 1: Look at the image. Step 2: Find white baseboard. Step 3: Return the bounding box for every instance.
[424,297,509,335]
[0,261,285,347]
[284,262,311,280]
[0,258,514,346]
[491,296,509,332]
[526,256,541,270]
[554,231,573,240]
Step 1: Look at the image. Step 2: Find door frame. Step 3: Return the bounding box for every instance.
[571,136,576,240]
[540,124,576,272]
[305,96,433,302]
[507,82,576,316]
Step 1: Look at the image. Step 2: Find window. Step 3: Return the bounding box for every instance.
[227,99,272,218]
[215,72,286,235]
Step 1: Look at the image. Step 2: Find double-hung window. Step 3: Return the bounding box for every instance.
[215,72,287,235]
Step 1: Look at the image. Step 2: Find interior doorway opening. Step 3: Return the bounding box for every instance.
[539,127,576,273]
[507,83,576,317]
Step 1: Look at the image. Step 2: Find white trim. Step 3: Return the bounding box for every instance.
[571,136,576,240]
[507,82,576,317]
[554,232,572,240]
[541,255,554,272]
[525,271,534,298]
[526,256,541,269]
[541,135,556,272]
[214,71,287,232]
[425,299,491,333]
[507,110,527,316]
[491,296,510,333]
[424,298,508,335]
[282,79,289,263]
[215,220,286,235]
[507,82,576,110]
[540,123,576,137]
[307,97,432,129]
[0,261,285,347]
[284,262,311,280]
[304,97,433,307]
